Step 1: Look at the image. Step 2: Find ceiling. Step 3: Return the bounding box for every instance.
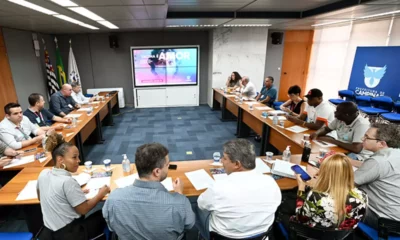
[0,0,399,33]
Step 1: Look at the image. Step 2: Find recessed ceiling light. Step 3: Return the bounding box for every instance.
[97,20,119,29]
[69,7,104,21]
[51,0,77,7]
[8,0,58,15]
[54,14,99,30]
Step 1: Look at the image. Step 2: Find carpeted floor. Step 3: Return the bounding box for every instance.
[83,104,261,164]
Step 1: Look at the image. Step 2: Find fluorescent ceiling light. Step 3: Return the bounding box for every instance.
[311,19,352,27]
[51,0,78,7]
[8,0,58,15]
[69,7,104,21]
[54,14,99,30]
[358,10,400,19]
[97,20,119,29]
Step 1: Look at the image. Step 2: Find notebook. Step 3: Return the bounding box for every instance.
[271,160,306,179]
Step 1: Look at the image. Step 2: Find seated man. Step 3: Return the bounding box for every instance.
[71,82,94,104]
[103,143,195,240]
[49,84,80,117]
[239,76,257,99]
[311,101,372,160]
[355,123,400,229]
[0,103,45,149]
[24,93,71,131]
[255,76,276,107]
[287,88,335,131]
[198,139,281,239]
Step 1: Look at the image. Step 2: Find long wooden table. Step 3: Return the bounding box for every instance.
[0,92,119,171]
[0,155,314,206]
[212,88,347,156]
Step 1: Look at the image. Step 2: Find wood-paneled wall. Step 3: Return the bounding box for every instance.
[278,30,314,101]
[0,28,18,119]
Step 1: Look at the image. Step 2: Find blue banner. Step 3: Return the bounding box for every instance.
[348,46,400,100]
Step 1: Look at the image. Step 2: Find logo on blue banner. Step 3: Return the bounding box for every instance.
[348,47,400,99]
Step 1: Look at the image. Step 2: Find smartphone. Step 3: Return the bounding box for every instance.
[291,165,312,181]
[168,164,177,170]
[24,148,37,153]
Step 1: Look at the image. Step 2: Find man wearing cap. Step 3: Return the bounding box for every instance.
[310,101,372,160]
[286,88,336,131]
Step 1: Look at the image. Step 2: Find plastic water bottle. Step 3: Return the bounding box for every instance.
[72,117,77,128]
[282,146,291,162]
[122,154,131,173]
[273,114,279,125]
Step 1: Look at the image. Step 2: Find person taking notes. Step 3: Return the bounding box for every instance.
[38,133,109,240]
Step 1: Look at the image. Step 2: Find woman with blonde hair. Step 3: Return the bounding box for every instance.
[293,153,367,229]
[37,133,110,240]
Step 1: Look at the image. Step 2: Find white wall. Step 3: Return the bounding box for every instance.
[306,18,398,100]
[207,27,269,106]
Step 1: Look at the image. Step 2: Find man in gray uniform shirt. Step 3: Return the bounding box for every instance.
[103,143,195,240]
[354,123,400,229]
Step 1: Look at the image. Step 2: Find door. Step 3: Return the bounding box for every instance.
[278,30,313,101]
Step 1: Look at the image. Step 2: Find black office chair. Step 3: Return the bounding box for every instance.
[210,226,272,240]
[288,221,353,240]
[378,217,400,239]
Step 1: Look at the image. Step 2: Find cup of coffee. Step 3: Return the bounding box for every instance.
[103,159,111,170]
[84,161,92,171]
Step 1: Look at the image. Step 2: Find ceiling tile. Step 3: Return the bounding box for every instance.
[227,18,294,25]
[145,4,167,19]
[143,0,166,4]
[120,0,144,4]
[111,19,141,28]
[137,19,164,28]
[127,6,149,19]
[168,0,250,11]
[72,0,123,6]
[85,6,134,20]
[241,0,340,11]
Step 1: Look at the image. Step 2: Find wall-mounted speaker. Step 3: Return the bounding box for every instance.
[109,35,119,48]
[271,32,283,45]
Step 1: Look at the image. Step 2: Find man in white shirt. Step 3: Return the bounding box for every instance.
[197,139,281,239]
[287,88,335,131]
[71,82,94,105]
[240,76,257,99]
[0,103,46,149]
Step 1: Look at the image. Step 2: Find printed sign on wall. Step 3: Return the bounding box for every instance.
[348,46,400,99]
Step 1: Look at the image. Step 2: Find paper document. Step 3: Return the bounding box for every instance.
[268,116,286,121]
[255,158,271,173]
[85,188,99,199]
[268,110,286,115]
[77,108,92,112]
[212,174,228,182]
[185,169,214,190]
[224,94,237,97]
[4,155,35,169]
[72,173,92,186]
[210,162,223,167]
[115,174,173,191]
[85,177,110,190]
[67,114,82,118]
[313,140,337,148]
[66,133,74,138]
[255,106,272,111]
[16,180,38,201]
[38,157,48,163]
[285,125,308,133]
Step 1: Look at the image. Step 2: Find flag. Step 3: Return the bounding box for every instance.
[55,38,67,87]
[68,42,81,84]
[44,50,60,99]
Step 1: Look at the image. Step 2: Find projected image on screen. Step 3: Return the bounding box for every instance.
[132,47,198,87]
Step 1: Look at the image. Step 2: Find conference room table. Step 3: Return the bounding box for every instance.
[0,92,119,172]
[212,88,347,156]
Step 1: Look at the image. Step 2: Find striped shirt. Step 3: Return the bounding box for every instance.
[103,179,195,240]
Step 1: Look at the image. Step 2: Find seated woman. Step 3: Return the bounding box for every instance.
[292,153,367,230]
[37,133,110,240]
[225,71,242,89]
[280,85,306,117]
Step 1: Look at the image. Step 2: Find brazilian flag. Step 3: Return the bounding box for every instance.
[55,45,67,86]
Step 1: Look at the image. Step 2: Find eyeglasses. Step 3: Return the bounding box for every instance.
[362,135,381,141]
